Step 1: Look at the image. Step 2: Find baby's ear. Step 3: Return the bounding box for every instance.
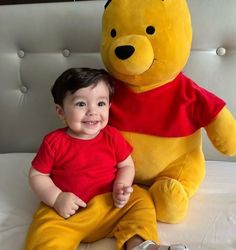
[55,104,65,120]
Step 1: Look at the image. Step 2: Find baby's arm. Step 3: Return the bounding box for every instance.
[29,167,86,218]
[113,155,135,208]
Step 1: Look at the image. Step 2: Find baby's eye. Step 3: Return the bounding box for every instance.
[98,101,107,107]
[75,101,86,107]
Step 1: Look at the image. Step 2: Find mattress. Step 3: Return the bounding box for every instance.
[0,153,235,250]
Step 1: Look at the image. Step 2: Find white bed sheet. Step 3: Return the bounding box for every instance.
[0,153,235,250]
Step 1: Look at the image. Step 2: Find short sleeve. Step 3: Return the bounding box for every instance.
[190,84,226,127]
[32,137,55,174]
[111,128,133,163]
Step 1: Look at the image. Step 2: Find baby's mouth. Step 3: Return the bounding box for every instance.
[83,121,99,125]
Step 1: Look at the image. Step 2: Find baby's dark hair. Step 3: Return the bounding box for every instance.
[51,68,114,106]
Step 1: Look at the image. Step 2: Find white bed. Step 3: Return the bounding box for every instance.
[0,154,235,250]
[0,1,235,250]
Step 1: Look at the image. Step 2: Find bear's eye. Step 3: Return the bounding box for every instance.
[146,26,155,35]
[110,29,117,38]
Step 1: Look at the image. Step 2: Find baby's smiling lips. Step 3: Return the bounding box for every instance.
[82,120,99,125]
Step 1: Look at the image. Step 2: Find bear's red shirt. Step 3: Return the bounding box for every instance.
[109,73,225,137]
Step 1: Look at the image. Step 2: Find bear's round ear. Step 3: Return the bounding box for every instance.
[104,0,112,9]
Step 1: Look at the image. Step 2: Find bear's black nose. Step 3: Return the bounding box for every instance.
[115,45,135,60]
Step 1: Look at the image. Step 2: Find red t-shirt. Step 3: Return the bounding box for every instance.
[32,126,132,203]
[109,73,226,137]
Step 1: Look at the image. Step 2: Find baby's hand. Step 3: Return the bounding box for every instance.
[113,183,133,208]
[53,192,87,219]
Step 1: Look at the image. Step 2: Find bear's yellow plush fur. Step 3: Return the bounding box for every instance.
[101,0,236,223]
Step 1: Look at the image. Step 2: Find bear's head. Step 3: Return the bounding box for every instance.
[101,0,192,91]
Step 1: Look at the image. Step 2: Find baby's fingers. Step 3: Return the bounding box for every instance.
[123,186,133,195]
[74,197,87,208]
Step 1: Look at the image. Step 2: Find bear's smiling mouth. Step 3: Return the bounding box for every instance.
[113,58,158,77]
[145,58,157,72]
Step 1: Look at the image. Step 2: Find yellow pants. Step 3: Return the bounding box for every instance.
[25,185,159,250]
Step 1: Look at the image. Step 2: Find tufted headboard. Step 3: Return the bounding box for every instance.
[0,0,235,161]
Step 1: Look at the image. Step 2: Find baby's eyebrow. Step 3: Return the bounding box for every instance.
[98,96,109,100]
[97,97,110,103]
[70,95,86,102]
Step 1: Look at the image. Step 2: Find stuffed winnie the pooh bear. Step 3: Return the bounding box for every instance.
[101,0,236,223]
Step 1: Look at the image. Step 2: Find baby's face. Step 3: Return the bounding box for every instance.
[57,80,110,139]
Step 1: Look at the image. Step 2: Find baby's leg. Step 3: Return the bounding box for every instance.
[25,192,139,249]
[25,203,80,250]
[25,187,158,250]
[24,201,105,250]
[95,185,159,250]
[79,185,159,249]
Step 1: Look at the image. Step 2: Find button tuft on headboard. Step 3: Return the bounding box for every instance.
[216,47,226,56]
[17,50,25,58]
[62,49,71,57]
[19,85,28,94]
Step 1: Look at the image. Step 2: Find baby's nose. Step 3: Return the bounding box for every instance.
[86,105,97,115]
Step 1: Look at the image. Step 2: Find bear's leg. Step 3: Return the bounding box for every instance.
[149,147,205,223]
[149,178,188,223]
